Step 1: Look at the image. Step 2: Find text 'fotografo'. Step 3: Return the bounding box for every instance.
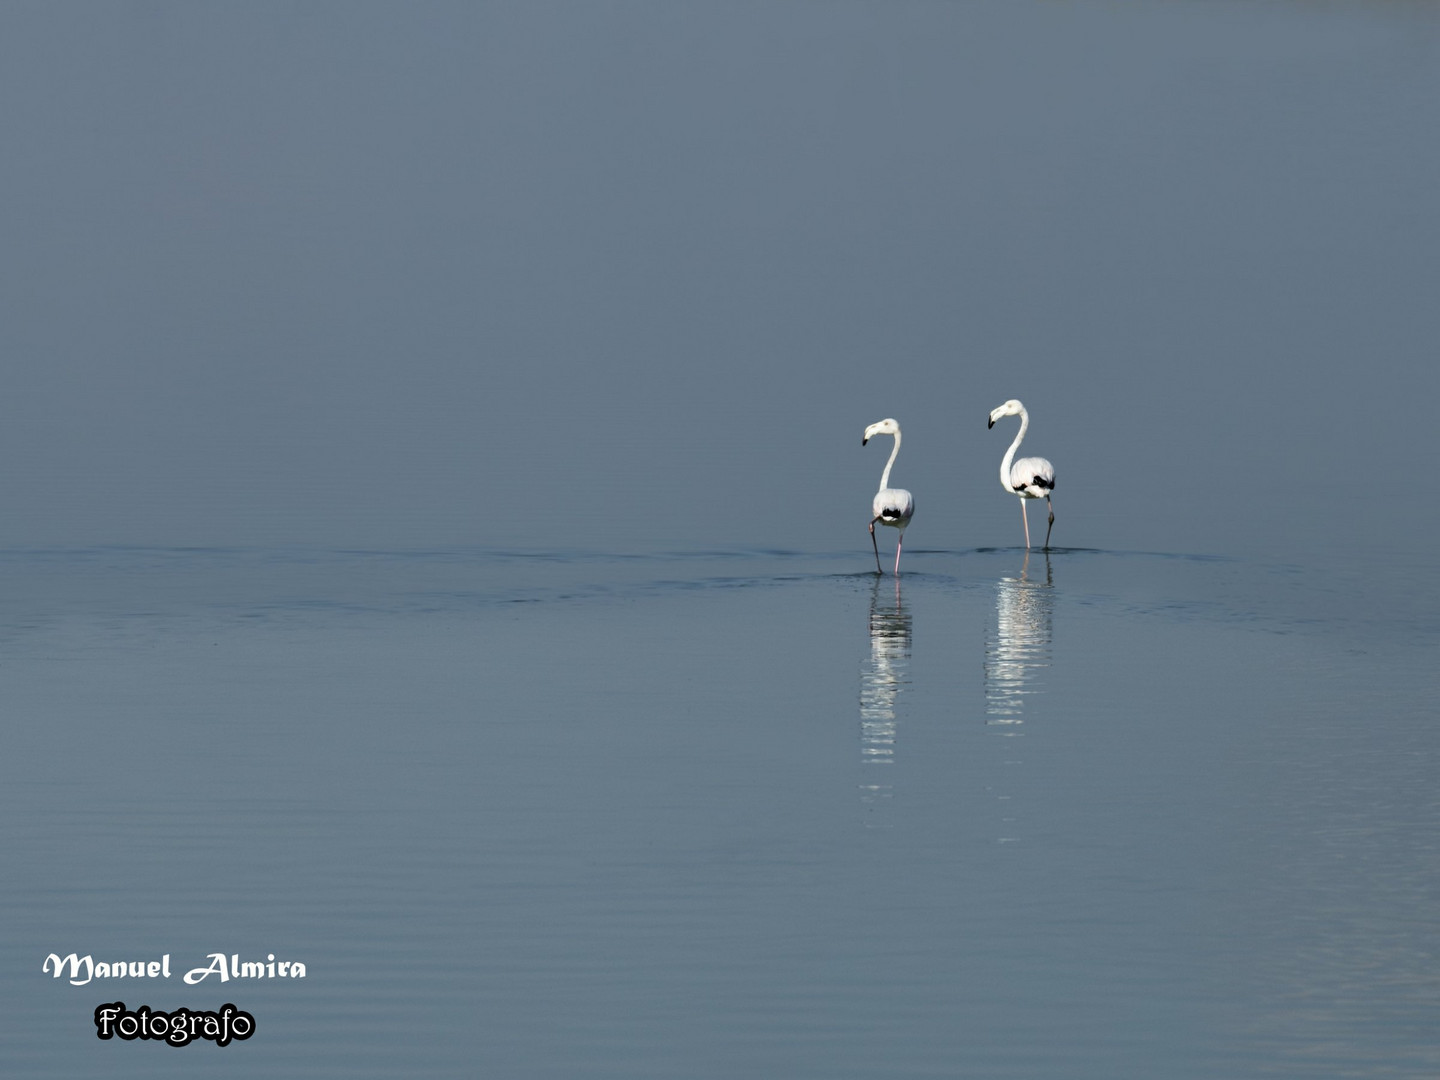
[93,1002,255,1047]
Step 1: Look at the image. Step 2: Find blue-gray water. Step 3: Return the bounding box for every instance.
[3,0,1440,1075]
[5,545,1438,1077]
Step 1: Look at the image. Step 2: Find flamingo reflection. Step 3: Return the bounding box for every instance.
[985,550,1054,728]
[859,577,911,820]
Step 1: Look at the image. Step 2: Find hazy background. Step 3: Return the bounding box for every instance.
[2,0,1436,559]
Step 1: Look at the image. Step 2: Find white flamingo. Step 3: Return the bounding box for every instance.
[863,418,915,575]
[988,399,1055,550]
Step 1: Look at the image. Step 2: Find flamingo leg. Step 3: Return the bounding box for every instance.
[1020,499,1031,549]
[894,533,903,576]
[869,517,882,575]
[1043,496,1054,551]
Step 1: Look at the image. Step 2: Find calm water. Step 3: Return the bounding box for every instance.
[4,545,1437,1077]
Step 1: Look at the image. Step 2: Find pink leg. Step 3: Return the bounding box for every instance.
[894,533,904,575]
[1020,499,1031,549]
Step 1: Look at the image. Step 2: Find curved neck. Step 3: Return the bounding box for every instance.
[999,408,1028,490]
[879,431,901,492]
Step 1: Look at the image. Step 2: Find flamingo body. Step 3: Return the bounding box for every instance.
[1007,456,1055,501]
[872,488,915,528]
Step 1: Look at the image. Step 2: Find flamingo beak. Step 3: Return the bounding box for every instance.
[862,436,869,445]
[987,417,995,429]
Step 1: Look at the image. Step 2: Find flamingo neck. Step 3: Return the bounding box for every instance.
[879,431,901,492]
[999,407,1028,492]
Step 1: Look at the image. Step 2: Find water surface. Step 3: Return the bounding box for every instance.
[5,545,1437,1077]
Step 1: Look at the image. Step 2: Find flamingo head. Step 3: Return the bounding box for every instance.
[863,418,901,446]
[988,399,1025,429]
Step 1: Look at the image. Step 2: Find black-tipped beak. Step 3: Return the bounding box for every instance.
[862,436,869,445]
[987,417,995,429]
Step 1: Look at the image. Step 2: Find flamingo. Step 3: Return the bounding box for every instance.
[863,418,915,575]
[988,399,1055,550]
